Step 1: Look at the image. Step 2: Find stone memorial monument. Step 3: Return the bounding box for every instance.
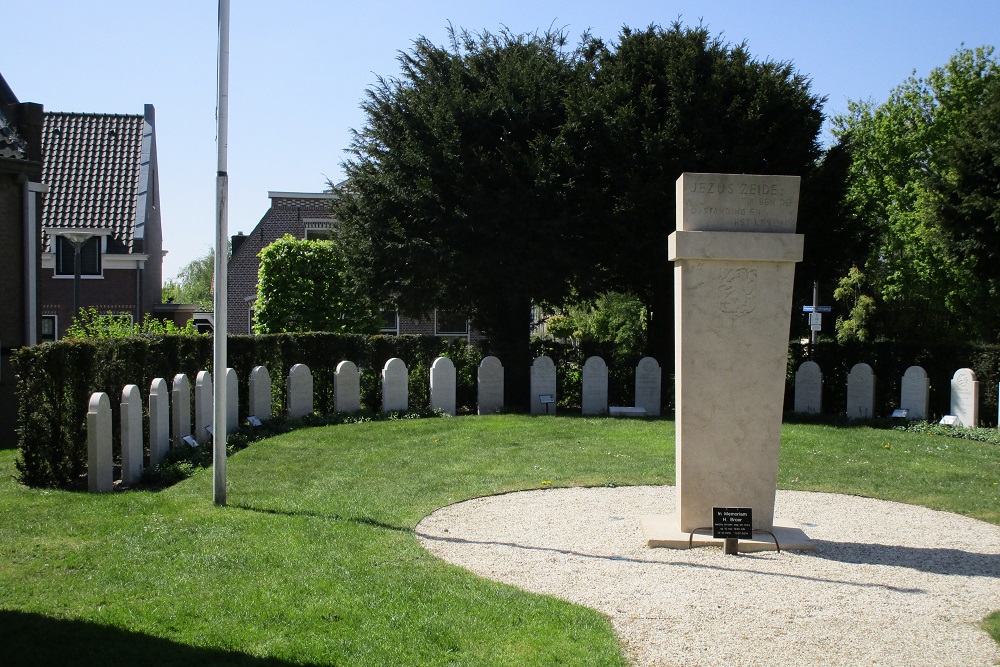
[641,172,812,551]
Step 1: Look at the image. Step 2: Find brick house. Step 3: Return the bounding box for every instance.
[227,191,483,342]
[39,105,164,339]
[0,72,45,444]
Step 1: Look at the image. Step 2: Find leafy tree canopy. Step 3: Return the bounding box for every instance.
[253,234,378,335]
[544,291,648,359]
[162,247,215,310]
[832,45,999,343]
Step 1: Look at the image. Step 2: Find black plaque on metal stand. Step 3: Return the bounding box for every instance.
[713,507,752,554]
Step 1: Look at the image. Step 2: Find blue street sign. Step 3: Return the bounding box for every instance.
[802,306,832,313]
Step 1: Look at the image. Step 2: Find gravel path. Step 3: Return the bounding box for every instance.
[415,487,1000,667]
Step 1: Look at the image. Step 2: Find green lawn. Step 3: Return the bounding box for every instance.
[1,415,997,665]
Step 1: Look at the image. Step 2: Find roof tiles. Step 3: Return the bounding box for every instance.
[41,112,145,252]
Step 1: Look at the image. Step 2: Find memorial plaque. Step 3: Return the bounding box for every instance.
[713,507,753,540]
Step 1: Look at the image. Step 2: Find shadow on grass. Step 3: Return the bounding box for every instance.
[231,502,412,533]
[0,610,312,667]
[807,541,1000,577]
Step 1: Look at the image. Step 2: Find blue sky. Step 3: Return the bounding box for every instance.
[3,1,998,280]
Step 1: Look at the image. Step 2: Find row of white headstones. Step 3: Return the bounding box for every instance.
[794,361,991,426]
[85,354,665,492]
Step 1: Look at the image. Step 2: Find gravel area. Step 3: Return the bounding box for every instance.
[415,486,1000,667]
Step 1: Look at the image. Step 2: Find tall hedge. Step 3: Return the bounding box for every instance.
[12,334,485,489]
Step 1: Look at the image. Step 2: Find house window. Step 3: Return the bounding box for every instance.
[41,316,57,342]
[378,308,399,335]
[55,236,101,275]
[435,310,469,336]
[304,227,335,241]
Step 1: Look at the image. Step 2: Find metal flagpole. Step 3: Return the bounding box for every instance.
[213,0,230,505]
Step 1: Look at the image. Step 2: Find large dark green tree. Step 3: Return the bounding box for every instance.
[335,23,826,404]
[334,28,592,405]
[570,23,825,368]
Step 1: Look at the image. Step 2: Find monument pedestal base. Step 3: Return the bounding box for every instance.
[640,514,815,552]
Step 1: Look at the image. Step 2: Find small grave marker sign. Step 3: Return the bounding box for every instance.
[713,507,753,540]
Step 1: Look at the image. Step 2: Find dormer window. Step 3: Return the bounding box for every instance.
[55,235,102,275]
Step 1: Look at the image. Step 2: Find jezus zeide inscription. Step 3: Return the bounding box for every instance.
[676,173,800,233]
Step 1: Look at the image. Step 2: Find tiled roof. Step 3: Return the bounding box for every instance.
[0,107,28,160]
[41,112,145,253]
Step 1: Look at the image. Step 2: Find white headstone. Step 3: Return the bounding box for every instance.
[225,368,239,435]
[87,392,113,493]
[194,371,213,444]
[900,366,930,420]
[950,368,979,428]
[430,357,457,416]
[121,384,143,485]
[335,360,361,414]
[793,361,823,414]
[635,357,661,417]
[530,355,557,415]
[287,364,314,419]
[846,363,876,419]
[249,366,272,422]
[477,356,504,415]
[581,356,609,416]
[171,374,191,448]
[149,378,170,465]
[382,358,408,414]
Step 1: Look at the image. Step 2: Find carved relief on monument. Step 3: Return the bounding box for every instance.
[718,267,758,315]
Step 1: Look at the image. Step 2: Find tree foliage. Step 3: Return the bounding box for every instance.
[334,22,826,399]
[333,27,592,403]
[162,247,215,309]
[253,235,378,335]
[831,46,999,343]
[544,291,647,359]
[575,24,824,361]
[929,70,1000,338]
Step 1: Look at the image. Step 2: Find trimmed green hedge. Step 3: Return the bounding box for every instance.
[786,340,1000,426]
[11,334,486,489]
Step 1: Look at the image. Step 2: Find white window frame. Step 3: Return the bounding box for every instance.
[41,315,58,342]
